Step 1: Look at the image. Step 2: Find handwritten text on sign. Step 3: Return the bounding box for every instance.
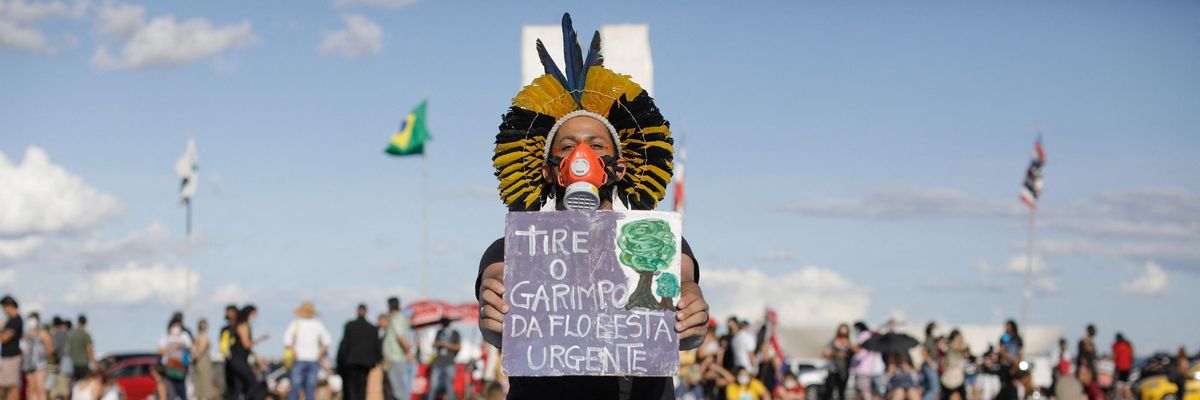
[502,211,682,377]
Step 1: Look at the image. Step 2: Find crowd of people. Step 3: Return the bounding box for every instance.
[0,294,466,400]
[676,314,1196,400]
[1,292,1194,400]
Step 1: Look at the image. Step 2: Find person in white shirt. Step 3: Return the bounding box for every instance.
[284,302,332,400]
[732,320,758,374]
[158,316,194,400]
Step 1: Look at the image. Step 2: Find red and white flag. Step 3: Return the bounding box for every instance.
[672,149,686,213]
[1020,137,1045,208]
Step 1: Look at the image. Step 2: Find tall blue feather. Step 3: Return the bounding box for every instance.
[561,13,583,104]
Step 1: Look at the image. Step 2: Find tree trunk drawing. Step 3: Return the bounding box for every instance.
[624,271,661,310]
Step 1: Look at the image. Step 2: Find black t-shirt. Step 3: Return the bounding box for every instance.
[2,315,23,357]
[475,236,699,400]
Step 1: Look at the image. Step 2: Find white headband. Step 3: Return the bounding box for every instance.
[544,110,621,160]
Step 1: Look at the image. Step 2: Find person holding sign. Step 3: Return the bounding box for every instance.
[476,13,709,399]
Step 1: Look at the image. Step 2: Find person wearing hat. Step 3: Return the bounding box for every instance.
[284,302,332,400]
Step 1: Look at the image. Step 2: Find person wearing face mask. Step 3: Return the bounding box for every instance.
[22,312,54,400]
[159,315,194,400]
[475,13,709,400]
[725,367,771,400]
[773,372,803,400]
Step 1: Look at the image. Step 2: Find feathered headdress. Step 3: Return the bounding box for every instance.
[493,13,673,211]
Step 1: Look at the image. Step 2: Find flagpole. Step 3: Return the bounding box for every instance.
[185,198,192,314]
[1020,198,1037,339]
[420,149,429,299]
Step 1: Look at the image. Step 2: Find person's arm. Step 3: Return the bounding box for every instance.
[0,327,11,343]
[41,330,54,355]
[479,260,506,348]
[676,253,709,350]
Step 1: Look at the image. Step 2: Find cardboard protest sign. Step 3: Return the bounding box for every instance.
[502,210,683,377]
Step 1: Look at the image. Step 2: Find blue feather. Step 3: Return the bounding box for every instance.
[561,13,583,103]
[535,39,568,91]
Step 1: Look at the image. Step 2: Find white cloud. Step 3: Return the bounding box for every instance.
[0,0,86,23]
[703,265,870,326]
[0,147,123,237]
[754,250,798,263]
[317,14,381,59]
[0,0,87,53]
[1120,261,1168,296]
[332,0,417,8]
[779,187,1020,219]
[0,268,16,286]
[1005,254,1045,274]
[0,236,43,260]
[79,221,171,264]
[91,4,255,70]
[0,18,49,51]
[64,262,198,305]
[1035,276,1058,295]
[94,0,142,40]
[210,283,251,305]
[1041,239,1200,262]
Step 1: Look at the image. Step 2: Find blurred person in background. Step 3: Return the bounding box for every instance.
[884,352,921,400]
[1111,333,1134,399]
[0,296,22,400]
[229,305,266,400]
[823,323,854,400]
[1077,324,1097,379]
[676,365,705,400]
[920,322,940,400]
[974,347,1001,400]
[1051,338,1072,398]
[285,302,331,400]
[48,317,70,400]
[67,315,94,385]
[382,297,415,400]
[939,330,967,400]
[22,312,53,400]
[734,320,757,375]
[721,318,740,373]
[725,366,771,400]
[852,322,884,400]
[159,314,194,400]
[996,320,1023,400]
[220,305,238,400]
[1172,347,1190,400]
[194,319,215,400]
[773,372,804,400]
[427,317,461,400]
[337,304,380,400]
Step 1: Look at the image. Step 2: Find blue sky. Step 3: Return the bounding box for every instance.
[2,0,1198,355]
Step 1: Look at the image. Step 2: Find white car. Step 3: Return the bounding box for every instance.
[787,357,830,400]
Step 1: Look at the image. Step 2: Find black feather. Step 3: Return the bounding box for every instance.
[535,39,568,90]
[561,13,583,103]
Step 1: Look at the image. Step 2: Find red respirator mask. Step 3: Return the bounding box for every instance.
[555,144,610,210]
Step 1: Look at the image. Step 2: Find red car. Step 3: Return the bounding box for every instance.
[103,355,159,400]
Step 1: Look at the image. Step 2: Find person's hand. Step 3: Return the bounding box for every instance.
[405,353,416,362]
[675,281,709,350]
[479,263,507,342]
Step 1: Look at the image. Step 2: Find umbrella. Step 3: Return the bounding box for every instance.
[861,332,920,354]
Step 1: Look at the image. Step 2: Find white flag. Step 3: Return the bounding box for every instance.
[175,136,198,203]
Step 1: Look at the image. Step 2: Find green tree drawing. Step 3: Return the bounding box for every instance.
[656,273,680,309]
[617,219,676,310]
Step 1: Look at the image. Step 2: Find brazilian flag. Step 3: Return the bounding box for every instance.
[385,101,430,156]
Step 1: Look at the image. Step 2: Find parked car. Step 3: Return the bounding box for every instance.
[786,357,829,400]
[103,355,160,400]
